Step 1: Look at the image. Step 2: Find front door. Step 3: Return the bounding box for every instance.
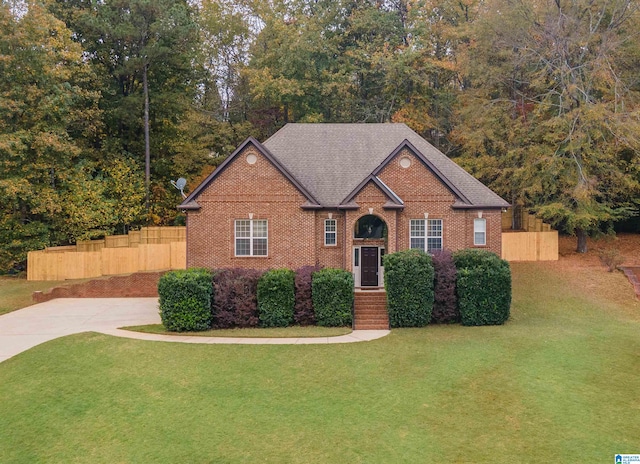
[361,247,379,287]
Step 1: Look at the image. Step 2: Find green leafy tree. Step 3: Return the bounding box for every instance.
[50,0,201,222]
[0,1,103,270]
[453,0,640,251]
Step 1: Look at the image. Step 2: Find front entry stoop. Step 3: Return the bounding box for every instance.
[354,290,389,330]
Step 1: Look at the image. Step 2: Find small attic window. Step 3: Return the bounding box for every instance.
[246,154,257,165]
[399,157,411,168]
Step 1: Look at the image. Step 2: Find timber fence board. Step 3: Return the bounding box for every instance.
[28,250,103,281]
[104,235,130,248]
[502,231,558,261]
[140,226,186,244]
[170,242,187,269]
[101,248,140,276]
[138,244,172,271]
[28,228,188,280]
[76,240,105,252]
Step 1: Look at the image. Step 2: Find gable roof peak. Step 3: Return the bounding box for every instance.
[179,136,320,210]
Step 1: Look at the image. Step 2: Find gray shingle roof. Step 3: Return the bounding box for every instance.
[263,123,509,208]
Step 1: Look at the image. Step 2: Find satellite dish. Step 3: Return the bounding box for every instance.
[171,177,188,198]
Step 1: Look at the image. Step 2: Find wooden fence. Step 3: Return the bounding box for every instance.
[28,227,187,281]
[68,226,186,252]
[502,209,552,232]
[27,242,186,281]
[501,231,558,261]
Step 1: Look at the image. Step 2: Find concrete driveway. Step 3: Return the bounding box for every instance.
[0,298,390,363]
[0,298,159,363]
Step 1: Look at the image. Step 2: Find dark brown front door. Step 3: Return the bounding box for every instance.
[361,247,379,287]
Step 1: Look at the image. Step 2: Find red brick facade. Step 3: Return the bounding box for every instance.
[185,143,503,282]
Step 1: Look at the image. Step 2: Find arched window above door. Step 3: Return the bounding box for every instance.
[354,215,387,239]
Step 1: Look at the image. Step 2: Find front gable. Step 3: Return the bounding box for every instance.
[179,138,320,210]
[339,140,464,210]
[340,175,404,210]
[373,140,468,206]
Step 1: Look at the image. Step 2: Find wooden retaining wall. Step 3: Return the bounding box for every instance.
[501,231,558,261]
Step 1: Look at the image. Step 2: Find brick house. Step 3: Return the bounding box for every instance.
[180,123,509,289]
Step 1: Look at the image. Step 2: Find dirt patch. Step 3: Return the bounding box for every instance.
[555,232,640,302]
[557,232,640,269]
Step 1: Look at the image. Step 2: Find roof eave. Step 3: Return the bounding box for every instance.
[452,203,510,210]
[301,202,323,210]
[383,201,405,210]
[177,200,201,211]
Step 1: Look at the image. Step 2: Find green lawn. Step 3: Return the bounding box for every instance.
[0,277,72,316]
[1,262,639,463]
[123,324,352,338]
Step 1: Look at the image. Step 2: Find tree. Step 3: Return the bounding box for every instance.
[50,0,201,221]
[0,1,106,270]
[453,0,640,252]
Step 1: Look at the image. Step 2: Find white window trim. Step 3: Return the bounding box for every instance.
[324,218,337,246]
[474,218,487,246]
[234,219,268,257]
[410,219,443,253]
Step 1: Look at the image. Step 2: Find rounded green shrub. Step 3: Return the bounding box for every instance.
[257,268,295,327]
[453,249,511,326]
[158,268,213,332]
[383,248,434,327]
[312,268,354,327]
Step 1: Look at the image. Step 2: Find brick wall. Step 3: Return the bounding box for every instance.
[185,145,503,275]
[378,148,502,256]
[32,272,164,303]
[315,210,345,269]
[187,145,317,270]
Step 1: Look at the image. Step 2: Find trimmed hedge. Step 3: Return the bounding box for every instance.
[294,265,320,326]
[257,268,295,327]
[383,248,434,327]
[453,249,511,326]
[158,268,213,332]
[312,268,354,327]
[212,268,262,328]
[431,250,459,323]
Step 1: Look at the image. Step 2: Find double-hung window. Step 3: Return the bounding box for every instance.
[474,218,486,246]
[324,219,337,246]
[410,219,443,253]
[235,219,268,256]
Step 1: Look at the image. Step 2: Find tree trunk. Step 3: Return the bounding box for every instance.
[143,63,150,216]
[576,228,588,253]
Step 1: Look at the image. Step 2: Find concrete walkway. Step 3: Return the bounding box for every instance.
[0,298,390,363]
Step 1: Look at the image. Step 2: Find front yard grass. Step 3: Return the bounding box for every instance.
[122,324,352,338]
[0,277,72,316]
[0,261,639,463]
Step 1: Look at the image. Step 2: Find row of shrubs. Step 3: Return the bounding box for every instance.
[384,248,511,327]
[158,248,511,332]
[158,266,354,332]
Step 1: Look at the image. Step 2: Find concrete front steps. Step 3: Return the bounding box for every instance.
[354,290,389,330]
